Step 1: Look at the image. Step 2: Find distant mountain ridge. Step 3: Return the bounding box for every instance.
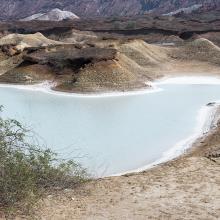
[0,0,219,20]
[20,8,79,21]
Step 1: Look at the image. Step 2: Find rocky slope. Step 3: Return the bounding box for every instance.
[20,8,79,21]
[0,13,219,93]
[0,0,219,20]
[0,30,220,93]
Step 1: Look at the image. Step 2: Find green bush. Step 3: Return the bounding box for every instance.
[0,106,89,210]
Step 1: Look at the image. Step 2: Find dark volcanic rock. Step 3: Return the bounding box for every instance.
[24,45,117,73]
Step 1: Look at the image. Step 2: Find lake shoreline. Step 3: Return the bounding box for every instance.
[1,74,220,96]
[35,105,220,219]
[1,75,220,219]
[1,75,220,177]
[111,102,220,176]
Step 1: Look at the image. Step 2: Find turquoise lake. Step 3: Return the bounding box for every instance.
[1,82,220,176]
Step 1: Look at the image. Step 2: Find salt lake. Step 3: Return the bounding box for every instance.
[1,77,220,176]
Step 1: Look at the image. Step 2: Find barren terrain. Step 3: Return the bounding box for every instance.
[25,107,220,220]
[0,15,220,219]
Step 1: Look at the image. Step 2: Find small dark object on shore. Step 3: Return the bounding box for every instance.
[206,102,216,106]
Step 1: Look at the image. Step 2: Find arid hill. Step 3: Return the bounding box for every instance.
[20,8,79,21]
[0,13,219,92]
[0,10,220,220]
[0,30,219,92]
[0,13,220,48]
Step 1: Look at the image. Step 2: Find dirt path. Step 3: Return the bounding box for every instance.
[35,157,219,220]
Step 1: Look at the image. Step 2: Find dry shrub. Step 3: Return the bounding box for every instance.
[0,106,89,211]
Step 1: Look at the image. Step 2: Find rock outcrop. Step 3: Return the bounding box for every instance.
[0,31,220,92]
[21,8,79,21]
[0,33,62,51]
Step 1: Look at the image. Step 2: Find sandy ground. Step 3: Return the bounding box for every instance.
[27,107,220,220]
[34,158,220,220]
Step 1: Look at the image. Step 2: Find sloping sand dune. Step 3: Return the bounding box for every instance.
[118,40,170,67]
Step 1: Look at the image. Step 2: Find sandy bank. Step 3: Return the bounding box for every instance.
[34,106,220,220]
[1,75,220,95]
[34,77,220,220]
[114,101,220,176]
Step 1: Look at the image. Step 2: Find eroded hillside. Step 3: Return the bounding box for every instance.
[0,28,219,93]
